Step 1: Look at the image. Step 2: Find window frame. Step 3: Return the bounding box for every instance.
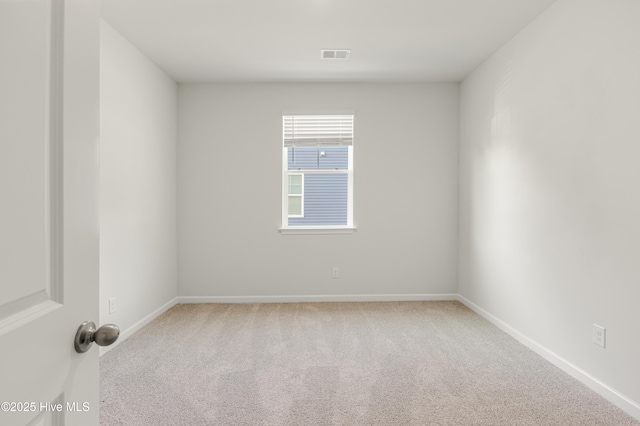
[287,173,304,218]
[280,113,356,234]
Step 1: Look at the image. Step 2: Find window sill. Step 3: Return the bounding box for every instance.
[279,226,357,235]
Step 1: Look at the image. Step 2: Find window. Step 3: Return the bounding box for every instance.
[288,174,304,217]
[281,114,355,233]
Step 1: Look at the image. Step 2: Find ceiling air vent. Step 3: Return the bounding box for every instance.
[321,49,351,60]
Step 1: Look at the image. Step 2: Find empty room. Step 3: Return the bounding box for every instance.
[1,0,639,425]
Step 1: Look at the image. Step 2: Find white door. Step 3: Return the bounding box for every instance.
[0,0,102,425]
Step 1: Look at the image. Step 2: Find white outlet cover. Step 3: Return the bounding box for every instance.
[332,267,339,279]
[592,324,606,348]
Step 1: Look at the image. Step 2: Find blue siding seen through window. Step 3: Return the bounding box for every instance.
[287,146,349,226]
[288,173,348,226]
[288,146,348,170]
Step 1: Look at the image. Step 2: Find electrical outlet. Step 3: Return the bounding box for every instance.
[109,297,117,315]
[332,267,339,279]
[592,324,606,348]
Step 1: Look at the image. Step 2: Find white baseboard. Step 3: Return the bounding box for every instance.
[99,297,178,357]
[456,295,640,421]
[177,293,459,304]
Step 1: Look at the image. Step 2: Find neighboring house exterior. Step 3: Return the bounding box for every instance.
[287,146,348,226]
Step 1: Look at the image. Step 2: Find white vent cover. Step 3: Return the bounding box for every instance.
[321,49,351,60]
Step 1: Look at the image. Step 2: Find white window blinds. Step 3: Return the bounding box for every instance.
[283,114,354,147]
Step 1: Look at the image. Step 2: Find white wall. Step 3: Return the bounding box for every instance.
[100,21,177,332]
[178,83,458,300]
[459,0,640,414]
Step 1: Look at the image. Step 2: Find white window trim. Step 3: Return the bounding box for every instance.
[281,113,355,234]
[279,225,357,235]
[287,173,304,218]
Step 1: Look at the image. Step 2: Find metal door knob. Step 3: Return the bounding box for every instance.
[74,321,120,353]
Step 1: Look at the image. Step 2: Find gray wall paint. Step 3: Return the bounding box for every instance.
[459,0,640,410]
[178,83,458,297]
[99,21,178,331]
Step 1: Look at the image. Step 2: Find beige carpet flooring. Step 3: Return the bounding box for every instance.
[100,301,639,425]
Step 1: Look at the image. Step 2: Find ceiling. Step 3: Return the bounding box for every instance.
[101,0,557,83]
